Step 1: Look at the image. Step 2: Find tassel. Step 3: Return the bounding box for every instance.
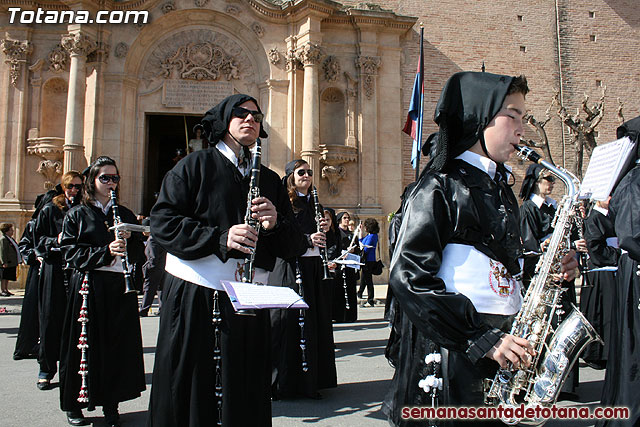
[77,272,90,403]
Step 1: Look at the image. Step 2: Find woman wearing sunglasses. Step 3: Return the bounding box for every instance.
[58,156,146,427]
[32,171,82,392]
[271,159,337,400]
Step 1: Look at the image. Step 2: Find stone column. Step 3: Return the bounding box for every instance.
[285,36,300,160]
[1,38,32,199]
[61,32,96,172]
[297,43,324,176]
[355,55,381,208]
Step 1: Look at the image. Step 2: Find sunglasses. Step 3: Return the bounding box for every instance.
[296,169,313,177]
[232,107,264,123]
[65,184,83,190]
[98,174,121,184]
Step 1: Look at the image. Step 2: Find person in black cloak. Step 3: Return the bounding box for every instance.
[270,159,337,400]
[58,156,146,427]
[13,191,58,360]
[580,196,619,370]
[147,94,305,427]
[323,207,342,320]
[332,211,359,322]
[519,163,557,288]
[33,171,83,391]
[597,115,640,427]
[138,218,165,317]
[383,72,579,426]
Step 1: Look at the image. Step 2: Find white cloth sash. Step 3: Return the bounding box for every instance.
[165,252,269,290]
[436,243,523,315]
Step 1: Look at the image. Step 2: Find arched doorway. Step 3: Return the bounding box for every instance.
[142,113,203,215]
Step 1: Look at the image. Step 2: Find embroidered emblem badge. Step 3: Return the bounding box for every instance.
[488,259,515,298]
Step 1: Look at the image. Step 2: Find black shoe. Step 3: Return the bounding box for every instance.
[66,411,89,426]
[104,404,120,427]
[37,378,51,390]
[139,310,148,317]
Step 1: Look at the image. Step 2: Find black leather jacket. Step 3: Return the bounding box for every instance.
[389,159,523,359]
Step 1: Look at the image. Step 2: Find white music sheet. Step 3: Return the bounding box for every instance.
[221,281,309,311]
[579,137,636,200]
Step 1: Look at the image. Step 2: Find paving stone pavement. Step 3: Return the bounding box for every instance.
[0,286,606,426]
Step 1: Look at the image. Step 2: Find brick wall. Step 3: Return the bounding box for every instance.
[350,0,640,192]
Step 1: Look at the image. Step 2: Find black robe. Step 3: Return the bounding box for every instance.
[13,219,40,359]
[147,147,305,427]
[384,160,523,427]
[33,202,69,376]
[598,164,640,426]
[58,203,146,411]
[580,208,619,367]
[331,228,358,323]
[520,198,555,289]
[270,193,337,399]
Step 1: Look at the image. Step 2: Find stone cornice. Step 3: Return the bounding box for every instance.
[323,9,416,33]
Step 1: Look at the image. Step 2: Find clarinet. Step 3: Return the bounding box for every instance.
[311,187,331,280]
[242,139,261,283]
[296,260,309,372]
[109,190,136,294]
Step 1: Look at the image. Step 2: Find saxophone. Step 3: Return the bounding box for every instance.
[486,146,603,426]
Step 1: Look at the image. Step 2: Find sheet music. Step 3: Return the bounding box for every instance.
[579,137,636,200]
[220,281,309,311]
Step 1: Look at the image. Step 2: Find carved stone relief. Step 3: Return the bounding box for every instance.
[37,160,63,190]
[87,41,110,64]
[114,42,129,59]
[297,43,324,66]
[285,49,302,72]
[251,22,265,38]
[161,0,176,14]
[355,55,381,99]
[321,165,346,196]
[195,0,209,7]
[48,44,68,72]
[319,143,358,196]
[161,42,239,81]
[225,5,241,15]
[268,47,280,65]
[27,127,65,190]
[61,33,97,57]
[0,38,33,86]
[143,30,255,85]
[323,56,340,82]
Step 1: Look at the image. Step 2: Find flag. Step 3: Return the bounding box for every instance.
[402,27,424,170]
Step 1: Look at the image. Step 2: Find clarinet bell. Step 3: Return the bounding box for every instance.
[123,275,137,294]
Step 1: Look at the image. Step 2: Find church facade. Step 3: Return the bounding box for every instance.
[1,0,639,270]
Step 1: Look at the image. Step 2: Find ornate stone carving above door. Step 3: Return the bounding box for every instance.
[142,29,254,85]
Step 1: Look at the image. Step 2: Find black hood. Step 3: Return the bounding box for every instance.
[518,163,546,200]
[200,94,268,143]
[427,71,514,171]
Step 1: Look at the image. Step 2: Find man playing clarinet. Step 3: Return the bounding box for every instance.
[147,94,305,426]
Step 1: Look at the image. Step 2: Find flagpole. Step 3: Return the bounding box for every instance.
[414,24,424,181]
